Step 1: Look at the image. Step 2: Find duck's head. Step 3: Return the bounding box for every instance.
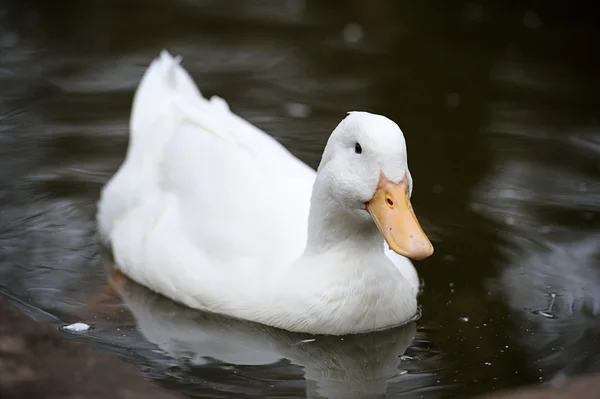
[317,111,433,260]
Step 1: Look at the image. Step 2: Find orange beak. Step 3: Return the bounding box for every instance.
[366,173,434,260]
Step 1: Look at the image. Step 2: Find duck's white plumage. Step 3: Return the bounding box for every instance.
[98,51,432,335]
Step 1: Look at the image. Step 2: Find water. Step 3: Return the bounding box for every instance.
[1,1,599,397]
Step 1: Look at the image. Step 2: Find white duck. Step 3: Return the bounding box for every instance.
[97,51,433,336]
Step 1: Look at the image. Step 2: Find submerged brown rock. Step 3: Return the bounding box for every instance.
[0,298,181,399]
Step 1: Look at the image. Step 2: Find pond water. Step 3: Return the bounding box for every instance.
[1,1,599,398]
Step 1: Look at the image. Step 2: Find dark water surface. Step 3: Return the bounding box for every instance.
[1,1,599,398]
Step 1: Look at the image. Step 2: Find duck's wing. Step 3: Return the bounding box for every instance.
[98,51,315,263]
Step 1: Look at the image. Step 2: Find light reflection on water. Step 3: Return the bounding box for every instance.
[471,53,600,382]
[0,1,599,398]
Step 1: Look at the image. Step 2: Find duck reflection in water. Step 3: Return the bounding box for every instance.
[108,269,420,399]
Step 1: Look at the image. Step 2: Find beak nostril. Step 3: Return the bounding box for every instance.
[386,197,394,207]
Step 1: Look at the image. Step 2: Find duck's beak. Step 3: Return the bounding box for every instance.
[366,173,433,260]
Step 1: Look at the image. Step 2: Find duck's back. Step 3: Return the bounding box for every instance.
[97,52,316,309]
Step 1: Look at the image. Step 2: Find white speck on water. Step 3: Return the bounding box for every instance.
[459,316,470,322]
[62,322,90,332]
[342,23,364,44]
[284,103,311,118]
[445,93,462,107]
[293,338,316,346]
[484,362,492,366]
[505,216,515,225]
[523,11,542,29]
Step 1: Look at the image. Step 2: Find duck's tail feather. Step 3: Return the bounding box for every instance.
[131,50,236,151]
[98,52,197,239]
[129,51,198,162]
[98,51,242,241]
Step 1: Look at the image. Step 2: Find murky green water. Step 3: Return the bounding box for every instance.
[1,1,599,398]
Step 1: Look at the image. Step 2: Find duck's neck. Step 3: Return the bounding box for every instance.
[304,177,384,255]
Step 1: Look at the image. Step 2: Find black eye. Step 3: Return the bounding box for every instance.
[354,142,362,154]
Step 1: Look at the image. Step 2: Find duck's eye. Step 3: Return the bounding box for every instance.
[354,142,362,154]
